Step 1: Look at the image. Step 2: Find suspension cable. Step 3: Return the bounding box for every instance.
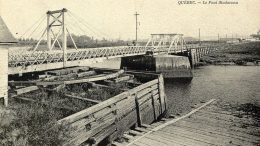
[67,12,103,38]
[68,11,110,39]
[26,16,46,39]
[19,14,46,39]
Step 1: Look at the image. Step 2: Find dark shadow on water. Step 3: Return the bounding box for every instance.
[164,77,193,84]
[164,77,193,115]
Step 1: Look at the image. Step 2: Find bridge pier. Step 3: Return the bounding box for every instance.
[121,55,192,79]
[188,47,215,67]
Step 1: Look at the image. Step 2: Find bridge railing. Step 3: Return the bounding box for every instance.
[8,46,148,68]
[8,44,210,72]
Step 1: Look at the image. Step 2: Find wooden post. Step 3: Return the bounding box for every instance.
[158,74,166,114]
[134,93,142,127]
[47,13,51,50]
[151,88,157,120]
[62,10,67,67]
[160,74,167,112]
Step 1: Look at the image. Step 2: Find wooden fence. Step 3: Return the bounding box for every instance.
[58,74,167,146]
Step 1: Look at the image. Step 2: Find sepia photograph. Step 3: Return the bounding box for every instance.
[0,0,259,145]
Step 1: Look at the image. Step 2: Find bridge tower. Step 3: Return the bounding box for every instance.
[46,8,68,67]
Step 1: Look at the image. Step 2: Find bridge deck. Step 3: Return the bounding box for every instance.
[7,45,210,74]
[113,99,260,146]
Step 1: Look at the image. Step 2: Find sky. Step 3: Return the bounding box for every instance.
[0,0,259,40]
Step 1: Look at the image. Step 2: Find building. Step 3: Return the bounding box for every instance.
[0,16,17,106]
[219,38,240,43]
[250,30,260,40]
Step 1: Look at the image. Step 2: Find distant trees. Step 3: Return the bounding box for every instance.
[18,34,133,49]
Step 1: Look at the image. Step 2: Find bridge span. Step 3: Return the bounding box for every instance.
[8,44,205,74]
[6,8,215,75]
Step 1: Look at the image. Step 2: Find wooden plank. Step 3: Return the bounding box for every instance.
[123,134,135,141]
[161,126,252,146]
[150,131,211,146]
[183,115,260,138]
[131,142,149,146]
[47,66,90,76]
[125,99,216,146]
[129,130,143,136]
[88,124,117,146]
[115,96,136,117]
[174,120,260,144]
[43,75,59,81]
[52,84,65,92]
[37,70,124,86]
[77,71,96,78]
[128,79,158,94]
[64,94,101,104]
[112,141,125,146]
[69,105,116,129]
[134,137,169,146]
[8,81,37,87]
[14,86,39,95]
[196,110,257,126]
[115,108,138,139]
[58,91,128,124]
[87,82,110,88]
[114,76,131,83]
[66,115,116,146]
[141,124,153,129]
[135,127,150,133]
[136,85,157,99]
[143,134,185,146]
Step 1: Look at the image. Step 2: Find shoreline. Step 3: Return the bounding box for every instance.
[200,42,260,66]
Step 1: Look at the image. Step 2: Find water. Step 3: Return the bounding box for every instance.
[165,65,260,115]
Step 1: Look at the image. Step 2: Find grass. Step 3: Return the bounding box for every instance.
[0,103,72,146]
[200,42,260,65]
[1,81,130,145]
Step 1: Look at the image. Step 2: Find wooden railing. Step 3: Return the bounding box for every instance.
[58,74,167,146]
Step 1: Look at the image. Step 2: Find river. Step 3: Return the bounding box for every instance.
[165,65,260,115]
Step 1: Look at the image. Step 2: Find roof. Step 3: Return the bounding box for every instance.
[0,16,17,43]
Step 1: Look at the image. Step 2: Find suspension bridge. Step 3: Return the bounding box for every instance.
[6,8,213,75]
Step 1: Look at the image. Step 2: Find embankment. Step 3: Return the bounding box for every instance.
[200,42,260,65]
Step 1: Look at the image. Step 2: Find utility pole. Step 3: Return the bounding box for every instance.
[199,28,201,45]
[232,33,233,42]
[134,12,140,45]
[218,33,220,43]
[226,34,227,42]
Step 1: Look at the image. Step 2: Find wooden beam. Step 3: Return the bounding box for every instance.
[14,86,39,95]
[37,70,124,86]
[87,82,110,88]
[77,71,96,78]
[57,92,128,124]
[64,94,101,104]
[114,76,131,83]
[8,81,37,87]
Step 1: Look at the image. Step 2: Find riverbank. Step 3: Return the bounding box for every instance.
[200,42,260,65]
